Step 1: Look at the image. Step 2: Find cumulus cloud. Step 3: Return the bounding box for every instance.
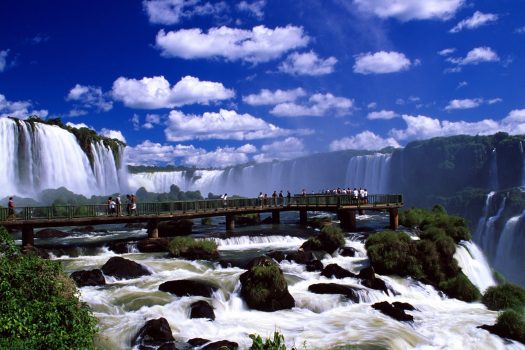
[450,11,498,33]
[242,88,306,106]
[100,128,126,143]
[143,113,162,129]
[237,0,266,19]
[143,0,228,25]
[367,102,377,109]
[445,98,483,111]
[253,137,306,163]
[438,48,456,56]
[457,81,468,89]
[367,110,399,120]
[0,50,9,72]
[185,144,256,168]
[447,47,499,66]
[126,140,202,165]
[271,93,353,117]
[329,131,400,151]
[353,0,464,21]
[0,94,48,119]
[155,25,309,63]
[278,51,337,76]
[164,108,300,141]
[112,75,234,109]
[354,51,412,74]
[66,84,113,112]
[488,98,502,105]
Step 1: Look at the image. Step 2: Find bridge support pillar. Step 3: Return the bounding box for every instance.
[272,210,280,224]
[147,220,159,239]
[22,227,34,247]
[226,214,235,231]
[299,209,307,226]
[389,208,399,230]
[338,209,357,232]
[358,209,364,215]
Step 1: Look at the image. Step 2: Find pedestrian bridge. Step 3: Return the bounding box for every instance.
[0,194,403,246]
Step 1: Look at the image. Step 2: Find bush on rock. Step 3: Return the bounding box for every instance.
[300,225,345,254]
[168,236,219,260]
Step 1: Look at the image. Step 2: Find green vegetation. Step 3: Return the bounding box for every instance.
[168,236,218,257]
[249,331,298,350]
[366,207,480,302]
[0,227,98,349]
[136,185,203,202]
[302,225,345,254]
[482,284,525,312]
[490,310,525,344]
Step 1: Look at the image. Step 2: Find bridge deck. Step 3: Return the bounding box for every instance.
[0,194,403,229]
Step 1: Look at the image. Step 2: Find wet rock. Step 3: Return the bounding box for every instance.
[240,256,295,311]
[21,245,49,259]
[321,264,357,279]
[107,241,130,254]
[190,300,215,320]
[70,269,106,287]
[286,250,313,264]
[159,280,217,297]
[157,343,179,350]
[101,256,151,279]
[158,220,193,237]
[393,301,416,311]
[358,267,389,293]
[35,228,68,238]
[202,340,238,350]
[267,250,286,263]
[70,226,96,233]
[187,338,210,347]
[132,318,175,349]
[357,266,376,280]
[372,301,414,322]
[339,247,358,257]
[125,222,147,229]
[308,283,361,303]
[137,238,170,253]
[235,214,261,226]
[261,216,273,224]
[306,259,324,272]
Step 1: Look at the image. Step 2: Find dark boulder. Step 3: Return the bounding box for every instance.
[286,250,313,264]
[132,318,175,349]
[137,238,170,253]
[267,250,286,263]
[372,301,414,322]
[35,228,68,238]
[306,259,324,272]
[21,245,49,259]
[107,241,130,254]
[157,343,179,350]
[202,340,238,350]
[159,280,217,297]
[321,264,357,279]
[358,267,389,293]
[125,222,147,229]
[190,300,215,320]
[70,226,96,233]
[308,283,362,303]
[235,214,261,226]
[158,220,193,237]
[101,256,151,279]
[188,338,210,347]
[70,269,106,287]
[357,266,376,280]
[240,256,295,311]
[339,246,358,257]
[393,301,416,311]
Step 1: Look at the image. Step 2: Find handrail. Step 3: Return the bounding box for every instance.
[0,194,403,222]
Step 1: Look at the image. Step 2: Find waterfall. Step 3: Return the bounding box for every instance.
[345,154,391,193]
[489,149,498,190]
[474,192,506,261]
[521,141,525,187]
[493,208,525,286]
[0,118,126,198]
[454,241,496,293]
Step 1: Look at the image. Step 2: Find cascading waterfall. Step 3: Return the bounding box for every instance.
[474,192,507,261]
[454,241,496,293]
[0,118,126,198]
[493,207,525,286]
[489,149,499,190]
[345,153,391,193]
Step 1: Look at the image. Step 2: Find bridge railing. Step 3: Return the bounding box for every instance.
[0,194,402,222]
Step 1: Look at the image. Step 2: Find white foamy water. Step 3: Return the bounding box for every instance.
[455,241,496,293]
[57,233,524,350]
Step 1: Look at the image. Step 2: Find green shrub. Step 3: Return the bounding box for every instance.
[491,309,525,344]
[168,236,218,257]
[401,207,471,243]
[0,226,98,349]
[482,284,525,312]
[301,225,345,254]
[249,331,297,350]
[438,272,481,302]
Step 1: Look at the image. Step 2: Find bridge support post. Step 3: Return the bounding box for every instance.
[147,220,159,239]
[299,209,307,226]
[22,227,34,247]
[389,208,399,230]
[272,210,280,224]
[226,214,235,231]
[338,209,357,232]
[358,209,364,215]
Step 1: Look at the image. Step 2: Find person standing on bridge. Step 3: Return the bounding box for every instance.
[258,192,263,208]
[130,194,137,215]
[272,191,278,207]
[115,194,122,216]
[221,193,228,208]
[107,197,116,216]
[278,190,284,206]
[7,196,15,220]
[286,190,291,206]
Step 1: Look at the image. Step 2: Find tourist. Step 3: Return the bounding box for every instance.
[130,194,137,215]
[286,190,291,206]
[126,194,131,216]
[263,193,268,206]
[364,188,368,204]
[278,190,284,206]
[115,194,121,216]
[7,196,15,219]
[258,192,263,207]
[221,193,228,208]
[107,197,115,216]
[272,191,278,206]
[301,189,306,196]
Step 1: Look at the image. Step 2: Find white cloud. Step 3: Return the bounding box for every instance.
[367,102,377,109]
[143,0,228,25]
[488,98,502,105]
[155,25,309,63]
[457,81,468,89]
[66,84,113,112]
[67,109,88,117]
[271,93,353,117]
[66,122,92,129]
[112,75,234,109]
[353,0,464,21]
[164,109,299,141]
[143,113,162,129]
[0,94,48,119]
[253,137,306,163]
[185,144,255,168]
[100,128,126,143]
[438,48,456,56]
[237,0,266,19]
[445,98,483,110]
[131,114,140,130]
[242,88,306,106]
[278,51,337,76]
[367,110,399,120]
[447,47,499,66]
[126,140,202,165]
[450,11,498,33]
[516,26,525,34]
[354,51,412,74]
[0,50,9,72]
[330,131,400,151]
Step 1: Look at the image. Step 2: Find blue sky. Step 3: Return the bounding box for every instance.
[1,0,524,168]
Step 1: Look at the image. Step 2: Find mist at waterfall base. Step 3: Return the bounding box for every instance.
[50,213,522,350]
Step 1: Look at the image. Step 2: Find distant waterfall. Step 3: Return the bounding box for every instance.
[128,152,393,197]
[521,141,525,187]
[474,192,506,261]
[0,118,126,198]
[493,208,525,285]
[489,149,499,190]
